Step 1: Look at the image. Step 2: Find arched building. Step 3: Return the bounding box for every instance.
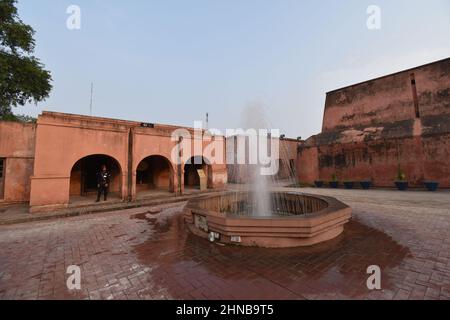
[0,112,227,212]
[2,58,449,213]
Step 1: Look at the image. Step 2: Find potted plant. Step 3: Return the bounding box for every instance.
[360,180,372,190]
[314,180,324,188]
[329,173,339,189]
[394,166,408,191]
[424,181,439,192]
[343,181,355,189]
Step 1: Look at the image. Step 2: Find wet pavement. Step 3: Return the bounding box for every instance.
[0,189,449,300]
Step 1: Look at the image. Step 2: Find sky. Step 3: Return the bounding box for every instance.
[14,0,450,139]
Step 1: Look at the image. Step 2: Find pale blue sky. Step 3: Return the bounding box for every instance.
[15,0,450,138]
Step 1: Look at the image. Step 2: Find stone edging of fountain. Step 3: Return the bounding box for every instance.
[184,191,352,248]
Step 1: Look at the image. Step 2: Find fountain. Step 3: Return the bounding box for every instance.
[184,104,352,248]
[184,191,351,248]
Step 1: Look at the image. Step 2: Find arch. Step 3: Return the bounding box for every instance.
[136,155,174,195]
[184,156,213,190]
[69,154,123,203]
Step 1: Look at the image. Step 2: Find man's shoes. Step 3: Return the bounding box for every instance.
[95,199,100,203]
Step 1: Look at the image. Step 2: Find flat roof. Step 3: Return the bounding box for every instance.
[40,111,203,132]
[326,57,450,95]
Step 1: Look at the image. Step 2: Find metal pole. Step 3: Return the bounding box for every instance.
[89,82,94,116]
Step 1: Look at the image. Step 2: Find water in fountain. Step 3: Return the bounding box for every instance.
[248,137,272,217]
[238,103,271,216]
[229,102,299,217]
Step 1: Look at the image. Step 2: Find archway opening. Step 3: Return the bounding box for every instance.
[69,155,122,204]
[184,156,212,190]
[136,155,174,196]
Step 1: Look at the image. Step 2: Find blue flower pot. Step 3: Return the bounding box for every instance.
[395,181,408,191]
[424,182,439,192]
[329,181,339,189]
[343,182,354,189]
[360,181,372,190]
[314,181,324,188]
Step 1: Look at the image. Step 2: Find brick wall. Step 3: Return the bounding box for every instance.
[299,58,450,188]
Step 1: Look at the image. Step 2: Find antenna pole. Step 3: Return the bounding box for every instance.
[90,82,94,116]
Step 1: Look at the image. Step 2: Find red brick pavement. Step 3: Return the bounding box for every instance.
[0,190,449,300]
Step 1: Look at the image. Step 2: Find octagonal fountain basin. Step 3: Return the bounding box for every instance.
[184,192,352,248]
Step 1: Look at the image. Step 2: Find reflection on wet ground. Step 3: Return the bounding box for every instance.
[130,208,410,300]
[0,189,449,300]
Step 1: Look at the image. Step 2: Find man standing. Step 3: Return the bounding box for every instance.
[96,165,110,202]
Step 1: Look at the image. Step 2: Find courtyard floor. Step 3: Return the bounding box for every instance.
[0,188,449,300]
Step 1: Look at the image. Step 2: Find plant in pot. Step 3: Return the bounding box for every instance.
[424,181,439,192]
[360,180,372,190]
[329,173,339,189]
[343,180,355,189]
[394,166,408,191]
[314,180,324,188]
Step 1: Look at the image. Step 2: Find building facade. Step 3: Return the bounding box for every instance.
[298,58,450,188]
[0,112,228,212]
[226,136,301,184]
[2,58,449,214]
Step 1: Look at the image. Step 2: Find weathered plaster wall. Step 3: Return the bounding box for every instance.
[227,138,300,183]
[297,145,319,184]
[322,58,450,132]
[0,121,36,203]
[299,58,450,188]
[278,139,299,179]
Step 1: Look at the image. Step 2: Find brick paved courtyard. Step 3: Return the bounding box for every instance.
[0,188,449,300]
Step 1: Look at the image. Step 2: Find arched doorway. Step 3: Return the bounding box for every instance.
[70,155,122,203]
[136,155,174,196]
[184,156,212,190]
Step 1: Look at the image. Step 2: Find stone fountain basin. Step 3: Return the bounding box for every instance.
[184,192,352,248]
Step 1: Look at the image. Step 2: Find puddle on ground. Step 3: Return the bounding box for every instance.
[129,206,411,299]
[130,206,183,240]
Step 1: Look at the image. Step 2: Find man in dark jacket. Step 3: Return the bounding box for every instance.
[96,165,111,202]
